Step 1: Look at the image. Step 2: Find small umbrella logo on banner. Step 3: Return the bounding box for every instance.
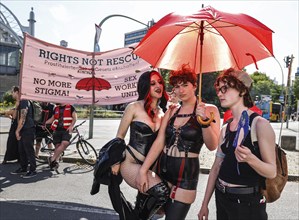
[75,77,111,103]
[75,77,111,91]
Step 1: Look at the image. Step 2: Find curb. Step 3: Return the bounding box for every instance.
[38,155,94,166]
[38,155,299,182]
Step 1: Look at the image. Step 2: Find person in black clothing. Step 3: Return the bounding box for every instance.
[35,102,55,158]
[198,68,276,220]
[1,103,19,164]
[10,86,37,178]
[111,70,170,219]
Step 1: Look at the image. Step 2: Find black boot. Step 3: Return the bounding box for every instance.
[49,160,59,171]
[134,181,170,220]
[164,199,191,220]
[90,178,100,195]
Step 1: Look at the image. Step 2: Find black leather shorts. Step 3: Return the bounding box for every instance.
[157,152,199,190]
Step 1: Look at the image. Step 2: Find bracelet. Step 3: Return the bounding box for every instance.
[201,117,210,128]
[201,117,217,128]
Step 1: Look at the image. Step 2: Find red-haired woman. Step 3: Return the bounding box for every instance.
[112,70,170,219]
[136,65,221,219]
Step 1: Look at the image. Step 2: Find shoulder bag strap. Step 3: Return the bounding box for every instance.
[250,114,260,144]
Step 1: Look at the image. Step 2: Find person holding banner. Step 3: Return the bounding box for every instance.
[110,70,170,219]
[45,103,77,170]
[198,68,276,220]
[136,64,220,219]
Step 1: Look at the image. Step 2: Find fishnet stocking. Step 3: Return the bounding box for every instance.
[120,152,161,189]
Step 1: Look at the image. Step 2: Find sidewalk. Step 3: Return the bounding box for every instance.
[1,117,298,180]
[40,119,299,181]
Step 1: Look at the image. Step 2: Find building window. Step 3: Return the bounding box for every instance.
[0,52,5,65]
[8,50,17,66]
[0,45,19,67]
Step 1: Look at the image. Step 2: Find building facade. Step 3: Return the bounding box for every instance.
[0,3,35,99]
[124,19,155,47]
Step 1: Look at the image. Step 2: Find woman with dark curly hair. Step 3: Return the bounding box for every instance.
[111,70,170,219]
[198,68,276,220]
[136,64,221,220]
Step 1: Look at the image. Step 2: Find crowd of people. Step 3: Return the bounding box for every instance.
[1,65,276,219]
[89,65,276,220]
[1,86,77,177]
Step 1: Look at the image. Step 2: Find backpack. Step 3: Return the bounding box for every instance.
[30,101,43,125]
[251,115,288,203]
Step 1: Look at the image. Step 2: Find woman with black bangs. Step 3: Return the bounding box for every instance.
[136,64,221,220]
[111,70,170,219]
[198,68,276,220]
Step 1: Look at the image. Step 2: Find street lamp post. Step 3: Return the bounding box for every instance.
[273,57,285,146]
[88,14,149,139]
[284,54,294,129]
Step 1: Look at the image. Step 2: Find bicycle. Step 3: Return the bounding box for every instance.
[36,120,98,166]
[35,125,64,164]
[71,120,98,165]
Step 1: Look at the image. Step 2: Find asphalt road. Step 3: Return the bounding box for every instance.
[0,117,298,219]
[0,161,298,220]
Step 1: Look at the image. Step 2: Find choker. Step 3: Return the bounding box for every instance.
[176,113,194,118]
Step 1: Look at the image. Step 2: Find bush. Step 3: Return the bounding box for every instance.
[75,106,123,119]
[2,90,15,105]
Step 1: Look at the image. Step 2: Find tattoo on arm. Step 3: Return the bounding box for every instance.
[20,109,28,126]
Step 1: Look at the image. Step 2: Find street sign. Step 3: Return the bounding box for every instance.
[279,95,284,103]
[261,95,271,101]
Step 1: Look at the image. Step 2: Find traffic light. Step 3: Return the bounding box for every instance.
[291,95,295,105]
[284,56,291,68]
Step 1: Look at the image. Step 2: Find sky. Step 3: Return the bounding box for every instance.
[1,0,298,85]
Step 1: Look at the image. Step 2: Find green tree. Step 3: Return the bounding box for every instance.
[293,77,299,100]
[292,77,299,111]
[160,68,171,91]
[201,72,219,105]
[2,90,15,104]
[250,71,282,102]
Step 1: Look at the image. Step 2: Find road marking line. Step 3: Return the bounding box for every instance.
[5,200,118,215]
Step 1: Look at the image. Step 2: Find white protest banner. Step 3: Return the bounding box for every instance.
[20,34,152,105]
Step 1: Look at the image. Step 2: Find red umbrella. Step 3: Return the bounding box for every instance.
[134,6,274,73]
[75,77,111,91]
[133,6,274,124]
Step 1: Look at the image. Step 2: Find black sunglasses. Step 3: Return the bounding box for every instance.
[216,85,229,94]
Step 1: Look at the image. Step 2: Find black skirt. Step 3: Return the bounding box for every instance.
[4,119,19,161]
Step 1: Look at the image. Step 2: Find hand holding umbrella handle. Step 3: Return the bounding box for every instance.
[196,93,214,126]
[197,112,214,126]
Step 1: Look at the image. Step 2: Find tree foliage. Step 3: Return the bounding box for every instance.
[292,77,299,111]
[2,90,15,104]
[250,71,283,102]
[293,77,299,100]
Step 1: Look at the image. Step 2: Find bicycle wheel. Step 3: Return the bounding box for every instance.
[76,139,97,165]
